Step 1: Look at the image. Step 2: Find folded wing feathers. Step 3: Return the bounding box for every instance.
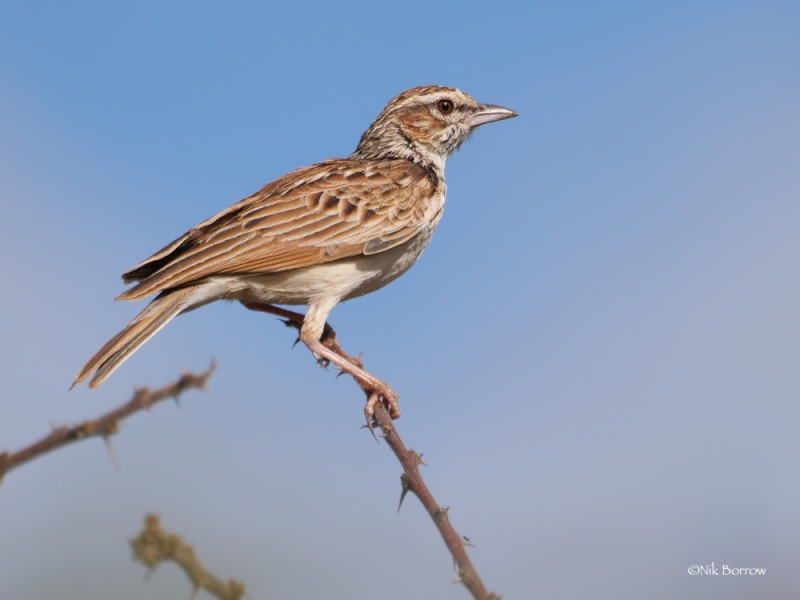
[117,160,436,301]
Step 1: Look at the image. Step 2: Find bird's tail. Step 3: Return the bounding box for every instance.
[73,286,197,388]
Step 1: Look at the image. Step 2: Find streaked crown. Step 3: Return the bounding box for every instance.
[351,86,517,173]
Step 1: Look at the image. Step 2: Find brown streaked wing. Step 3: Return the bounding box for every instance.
[121,173,294,284]
[117,159,437,301]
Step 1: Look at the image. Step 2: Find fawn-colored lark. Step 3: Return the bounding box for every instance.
[74,85,517,420]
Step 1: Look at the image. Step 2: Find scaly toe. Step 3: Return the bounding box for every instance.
[376,386,401,419]
[363,393,380,441]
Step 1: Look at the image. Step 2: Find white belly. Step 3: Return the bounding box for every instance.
[213,231,433,307]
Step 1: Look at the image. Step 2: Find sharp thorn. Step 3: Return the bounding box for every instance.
[398,473,411,513]
[103,436,120,471]
[361,421,380,443]
[398,487,409,513]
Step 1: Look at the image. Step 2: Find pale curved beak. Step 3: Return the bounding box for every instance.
[469,103,519,128]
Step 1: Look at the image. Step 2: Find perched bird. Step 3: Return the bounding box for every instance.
[73,85,517,416]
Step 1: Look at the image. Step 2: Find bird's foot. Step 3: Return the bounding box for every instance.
[303,338,401,428]
[241,301,400,425]
[363,385,401,436]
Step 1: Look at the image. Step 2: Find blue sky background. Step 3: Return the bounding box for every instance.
[2,1,799,598]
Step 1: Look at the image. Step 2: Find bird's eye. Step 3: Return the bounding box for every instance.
[437,99,454,114]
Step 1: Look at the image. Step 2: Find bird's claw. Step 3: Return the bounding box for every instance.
[362,388,400,438]
[363,393,380,442]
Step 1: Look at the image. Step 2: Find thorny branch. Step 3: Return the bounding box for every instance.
[372,404,500,600]
[245,304,500,600]
[0,363,216,483]
[3,308,496,598]
[131,514,245,600]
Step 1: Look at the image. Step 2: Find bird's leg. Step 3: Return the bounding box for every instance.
[239,302,336,345]
[240,301,400,425]
[301,337,400,421]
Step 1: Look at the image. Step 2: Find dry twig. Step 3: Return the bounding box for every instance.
[372,404,500,599]
[131,513,245,600]
[0,363,216,483]
[245,304,500,600]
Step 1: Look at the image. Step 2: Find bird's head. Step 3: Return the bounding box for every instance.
[351,85,517,173]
